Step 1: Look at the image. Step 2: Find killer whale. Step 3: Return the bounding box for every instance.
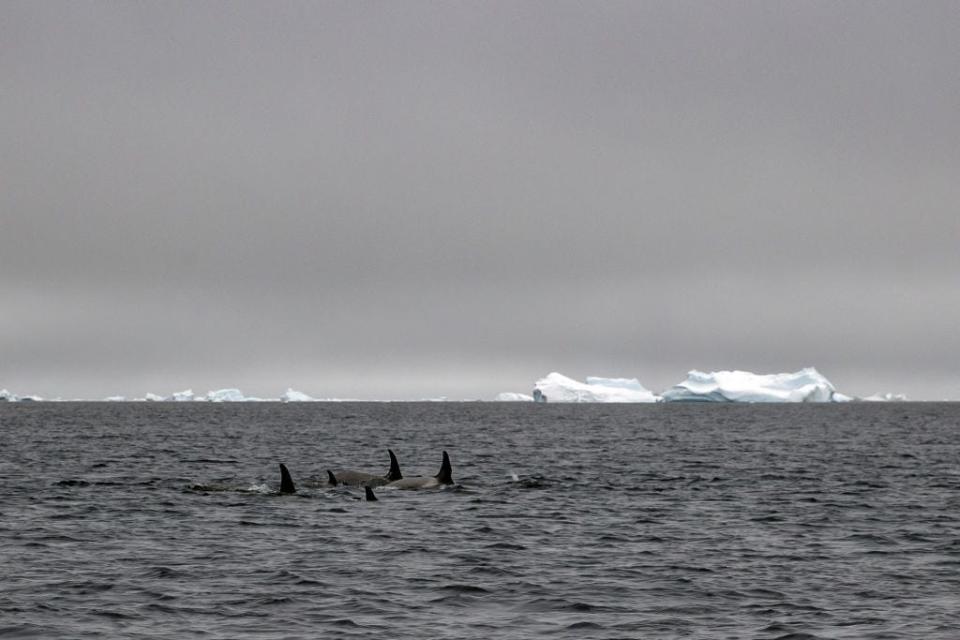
[327,449,402,487]
[278,464,376,501]
[279,463,296,494]
[385,451,453,490]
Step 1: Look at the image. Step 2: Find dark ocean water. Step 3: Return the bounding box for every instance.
[1,402,959,639]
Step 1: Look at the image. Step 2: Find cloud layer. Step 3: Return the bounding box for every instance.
[2,2,958,399]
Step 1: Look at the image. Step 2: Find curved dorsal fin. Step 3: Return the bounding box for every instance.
[279,463,296,494]
[326,470,338,486]
[364,485,378,502]
[386,449,402,481]
[434,450,453,484]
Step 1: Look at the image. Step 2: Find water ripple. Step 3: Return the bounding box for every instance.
[1,402,959,639]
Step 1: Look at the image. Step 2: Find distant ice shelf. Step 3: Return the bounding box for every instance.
[0,375,916,403]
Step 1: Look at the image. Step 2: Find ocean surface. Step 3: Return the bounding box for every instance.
[1,402,959,639]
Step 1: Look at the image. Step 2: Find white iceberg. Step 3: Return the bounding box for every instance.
[532,372,659,403]
[142,393,167,402]
[281,388,314,402]
[205,388,249,402]
[1,389,18,402]
[104,395,126,402]
[172,389,195,402]
[494,392,534,402]
[863,392,908,402]
[661,367,838,403]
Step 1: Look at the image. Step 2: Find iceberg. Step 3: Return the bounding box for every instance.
[494,392,534,402]
[172,389,195,402]
[532,372,658,403]
[143,393,167,402]
[863,392,908,402]
[1,389,18,402]
[281,388,314,402]
[104,395,126,402]
[205,388,249,402]
[661,367,838,403]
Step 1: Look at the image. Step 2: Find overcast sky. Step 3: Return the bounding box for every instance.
[2,1,958,400]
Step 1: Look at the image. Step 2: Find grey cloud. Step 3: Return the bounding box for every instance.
[2,2,958,399]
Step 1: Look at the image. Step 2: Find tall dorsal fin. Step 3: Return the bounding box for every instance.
[434,450,453,484]
[364,485,378,502]
[279,463,296,494]
[326,470,338,486]
[386,449,402,481]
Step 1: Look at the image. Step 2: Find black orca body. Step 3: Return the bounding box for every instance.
[385,451,453,490]
[328,449,402,487]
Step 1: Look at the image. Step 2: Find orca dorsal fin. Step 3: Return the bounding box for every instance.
[327,470,338,486]
[434,450,453,484]
[386,449,402,481]
[279,463,296,494]
[364,485,378,502]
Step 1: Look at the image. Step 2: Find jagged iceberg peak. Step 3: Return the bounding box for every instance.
[281,388,315,402]
[661,367,839,403]
[532,372,659,403]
